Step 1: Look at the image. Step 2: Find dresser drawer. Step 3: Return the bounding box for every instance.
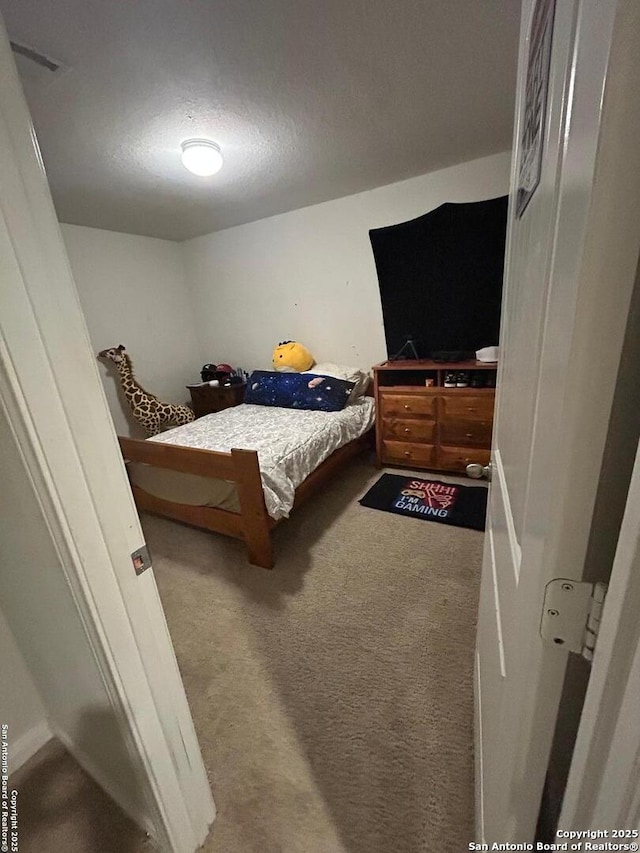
[440,417,493,448]
[382,417,436,443]
[437,445,491,473]
[440,394,494,419]
[380,393,436,419]
[381,440,437,467]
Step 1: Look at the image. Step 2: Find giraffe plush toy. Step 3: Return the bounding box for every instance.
[97,345,195,436]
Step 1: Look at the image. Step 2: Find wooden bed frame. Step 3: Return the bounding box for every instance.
[119,430,371,569]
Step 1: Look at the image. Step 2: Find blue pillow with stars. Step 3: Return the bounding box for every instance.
[244,370,355,412]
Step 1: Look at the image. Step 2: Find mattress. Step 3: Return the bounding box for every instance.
[128,398,375,520]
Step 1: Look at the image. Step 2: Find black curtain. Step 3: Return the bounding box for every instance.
[369,196,508,359]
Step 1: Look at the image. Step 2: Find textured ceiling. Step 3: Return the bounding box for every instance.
[1,0,519,241]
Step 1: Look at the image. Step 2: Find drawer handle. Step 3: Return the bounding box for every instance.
[466,432,473,438]
[466,407,477,412]
[404,404,411,410]
[404,451,411,457]
[404,427,411,434]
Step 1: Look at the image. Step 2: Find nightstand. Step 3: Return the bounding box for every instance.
[187,383,246,418]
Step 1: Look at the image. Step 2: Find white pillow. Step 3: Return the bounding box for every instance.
[304,362,371,402]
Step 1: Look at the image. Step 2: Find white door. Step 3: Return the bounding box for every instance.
[0,17,215,853]
[476,0,640,842]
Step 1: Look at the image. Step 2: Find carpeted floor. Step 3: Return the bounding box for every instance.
[13,457,484,852]
[9,740,152,853]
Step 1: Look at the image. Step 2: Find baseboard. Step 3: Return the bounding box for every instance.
[9,720,53,775]
[50,725,157,843]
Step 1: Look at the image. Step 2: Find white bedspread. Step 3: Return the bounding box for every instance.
[149,398,375,520]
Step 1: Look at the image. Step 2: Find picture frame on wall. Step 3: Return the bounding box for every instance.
[516,0,557,218]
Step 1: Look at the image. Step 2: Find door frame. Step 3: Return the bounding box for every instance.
[560,438,640,830]
[0,18,214,853]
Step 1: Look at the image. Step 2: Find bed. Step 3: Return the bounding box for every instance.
[119,395,375,569]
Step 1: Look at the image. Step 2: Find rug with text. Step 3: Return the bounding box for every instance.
[359,474,487,531]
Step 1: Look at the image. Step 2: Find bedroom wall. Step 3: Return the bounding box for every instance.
[0,606,51,774]
[61,224,204,436]
[182,151,512,373]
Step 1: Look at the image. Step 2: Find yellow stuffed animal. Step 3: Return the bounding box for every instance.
[272,340,314,372]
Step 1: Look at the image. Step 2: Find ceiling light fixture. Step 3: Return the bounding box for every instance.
[180,139,223,177]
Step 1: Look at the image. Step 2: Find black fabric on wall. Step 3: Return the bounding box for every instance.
[369,196,508,359]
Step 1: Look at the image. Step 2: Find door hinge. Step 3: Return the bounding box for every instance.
[540,579,608,662]
[131,544,152,576]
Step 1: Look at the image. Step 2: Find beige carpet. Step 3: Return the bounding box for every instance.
[9,739,152,853]
[15,457,484,852]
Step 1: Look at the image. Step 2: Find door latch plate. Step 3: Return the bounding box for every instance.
[131,544,152,576]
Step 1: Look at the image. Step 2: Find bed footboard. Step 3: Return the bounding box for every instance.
[119,427,372,571]
[118,437,274,569]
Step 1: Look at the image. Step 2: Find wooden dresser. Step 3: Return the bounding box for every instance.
[187,382,246,418]
[373,360,496,474]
